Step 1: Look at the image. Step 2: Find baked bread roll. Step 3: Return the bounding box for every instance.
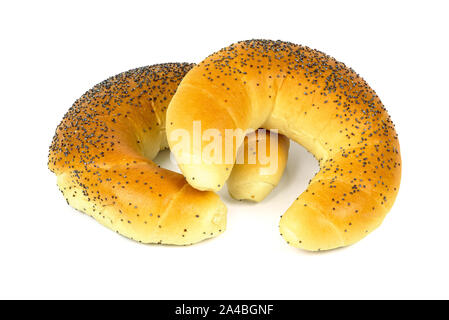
[48,64,227,245]
[48,63,286,245]
[167,40,401,251]
[227,130,289,202]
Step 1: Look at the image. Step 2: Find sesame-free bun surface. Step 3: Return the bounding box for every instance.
[167,40,401,251]
[48,64,227,245]
[227,130,289,202]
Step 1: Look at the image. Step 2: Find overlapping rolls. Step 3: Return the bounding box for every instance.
[167,40,401,251]
[48,63,286,245]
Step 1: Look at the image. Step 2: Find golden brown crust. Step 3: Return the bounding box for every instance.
[167,40,401,251]
[48,64,227,245]
[227,131,289,202]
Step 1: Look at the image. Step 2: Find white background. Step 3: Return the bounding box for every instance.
[1,0,448,299]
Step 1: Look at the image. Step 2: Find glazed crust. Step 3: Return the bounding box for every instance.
[48,64,227,245]
[167,40,401,251]
[227,130,289,202]
[48,63,287,245]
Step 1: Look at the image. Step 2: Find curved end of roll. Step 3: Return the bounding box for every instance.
[228,181,274,202]
[178,163,231,192]
[209,195,227,231]
[279,205,345,252]
[165,184,227,245]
